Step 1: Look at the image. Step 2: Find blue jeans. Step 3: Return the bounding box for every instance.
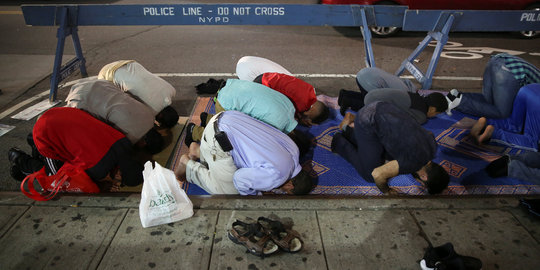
[457,56,521,118]
[509,151,540,184]
[488,84,540,151]
[356,67,417,93]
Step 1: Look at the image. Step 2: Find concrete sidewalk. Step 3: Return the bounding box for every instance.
[0,192,538,269]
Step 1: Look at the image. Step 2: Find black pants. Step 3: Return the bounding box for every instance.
[331,126,384,182]
[338,89,368,115]
[16,133,63,176]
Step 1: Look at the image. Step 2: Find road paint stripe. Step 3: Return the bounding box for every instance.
[0,76,96,120]
[0,90,49,120]
[399,75,482,81]
[0,11,23,15]
[156,73,236,77]
[0,73,482,120]
[156,72,482,80]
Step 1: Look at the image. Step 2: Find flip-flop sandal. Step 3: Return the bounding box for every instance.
[227,220,278,257]
[257,217,303,253]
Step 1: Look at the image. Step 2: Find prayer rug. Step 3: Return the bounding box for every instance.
[172,96,540,196]
[118,120,185,192]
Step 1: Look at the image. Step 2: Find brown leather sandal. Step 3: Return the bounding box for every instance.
[257,217,303,253]
[227,220,278,257]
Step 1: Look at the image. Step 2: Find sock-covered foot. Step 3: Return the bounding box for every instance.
[184,123,195,147]
[200,112,209,127]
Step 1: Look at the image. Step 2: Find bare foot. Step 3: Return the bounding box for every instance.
[174,162,187,179]
[96,177,122,192]
[477,125,494,144]
[180,154,190,165]
[188,142,201,160]
[470,117,487,141]
[339,112,356,130]
[109,181,121,192]
[386,188,399,196]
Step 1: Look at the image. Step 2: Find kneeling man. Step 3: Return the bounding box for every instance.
[332,101,449,195]
[176,110,313,195]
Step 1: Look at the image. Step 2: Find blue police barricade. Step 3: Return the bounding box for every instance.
[20,4,540,101]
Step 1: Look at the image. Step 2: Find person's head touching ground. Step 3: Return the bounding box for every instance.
[303,100,330,125]
[278,170,314,195]
[413,161,450,194]
[425,92,448,118]
[155,106,179,129]
[140,128,165,155]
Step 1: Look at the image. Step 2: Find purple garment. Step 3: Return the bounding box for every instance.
[217,111,301,195]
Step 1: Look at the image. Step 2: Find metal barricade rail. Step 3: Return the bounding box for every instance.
[21,4,540,101]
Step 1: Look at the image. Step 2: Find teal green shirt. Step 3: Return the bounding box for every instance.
[217,79,297,133]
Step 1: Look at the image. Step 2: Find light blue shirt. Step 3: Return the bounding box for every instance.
[218,111,302,195]
[217,79,298,133]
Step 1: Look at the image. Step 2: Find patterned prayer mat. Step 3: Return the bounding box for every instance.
[171,96,540,196]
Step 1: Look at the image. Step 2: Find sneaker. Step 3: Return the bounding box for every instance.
[485,155,509,178]
[447,89,461,101]
[8,147,25,165]
[445,89,462,116]
[10,165,26,182]
[420,242,482,270]
[184,123,195,147]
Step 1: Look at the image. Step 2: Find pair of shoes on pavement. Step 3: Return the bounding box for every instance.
[228,216,303,257]
[445,89,462,116]
[420,242,482,270]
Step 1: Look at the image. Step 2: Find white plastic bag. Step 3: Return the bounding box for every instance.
[139,161,194,228]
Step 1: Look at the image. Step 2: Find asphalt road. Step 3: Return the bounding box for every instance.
[0,0,539,191]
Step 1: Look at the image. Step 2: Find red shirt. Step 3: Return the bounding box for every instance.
[33,107,126,170]
[261,73,317,113]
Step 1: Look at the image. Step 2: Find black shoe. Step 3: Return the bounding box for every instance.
[200,112,209,128]
[184,123,195,147]
[485,155,509,178]
[421,242,482,270]
[337,89,365,116]
[330,132,342,153]
[196,78,225,95]
[8,147,25,165]
[520,199,540,218]
[10,165,26,182]
[26,133,34,147]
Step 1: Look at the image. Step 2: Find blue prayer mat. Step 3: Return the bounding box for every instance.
[173,96,540,195]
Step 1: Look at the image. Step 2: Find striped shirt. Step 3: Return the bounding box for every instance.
[494,53,540,86]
